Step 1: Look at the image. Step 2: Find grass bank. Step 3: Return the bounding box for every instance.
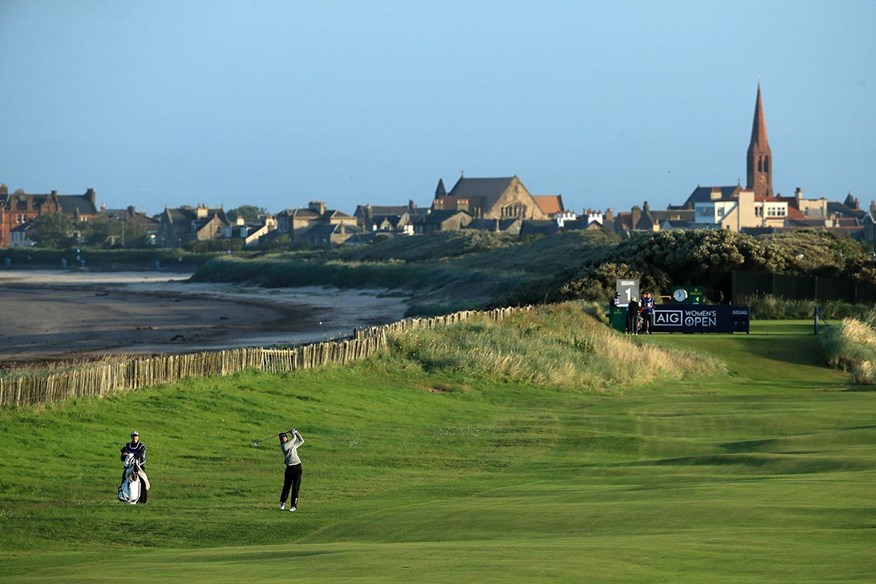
[0,313,873,583]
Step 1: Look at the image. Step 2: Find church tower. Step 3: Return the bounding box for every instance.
[746,83,773,197]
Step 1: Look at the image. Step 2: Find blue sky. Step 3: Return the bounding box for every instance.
[1,1,873,216]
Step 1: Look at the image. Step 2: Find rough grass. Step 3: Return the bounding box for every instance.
[820,311,876,384]
[0,315,873,583]
[191,230,619,304]
[381,302,723,390]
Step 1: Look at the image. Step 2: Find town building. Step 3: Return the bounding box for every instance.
[431,175,551,222]
[275,201,357,243]
[156,205,232,248]
[354,202,423,236]
[0,185,99,248]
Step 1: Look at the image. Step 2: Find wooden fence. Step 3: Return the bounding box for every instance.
[0,306,527,407]
[732,271,876,303]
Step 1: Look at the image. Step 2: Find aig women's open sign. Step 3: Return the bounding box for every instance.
[652,305,750,333]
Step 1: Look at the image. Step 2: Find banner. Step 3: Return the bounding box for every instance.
[651,305,749,334]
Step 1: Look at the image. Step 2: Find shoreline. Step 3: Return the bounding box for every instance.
[0,270,411,367]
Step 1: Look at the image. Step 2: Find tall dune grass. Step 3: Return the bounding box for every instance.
[379,302,723,391]
[820,311,876,384]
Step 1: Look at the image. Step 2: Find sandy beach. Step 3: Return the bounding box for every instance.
[0,270,411,365]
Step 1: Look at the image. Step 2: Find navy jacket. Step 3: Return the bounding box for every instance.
[121,441,147,466]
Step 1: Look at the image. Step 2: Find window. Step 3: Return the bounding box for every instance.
[755,206,763,217]
[717,208,725,217]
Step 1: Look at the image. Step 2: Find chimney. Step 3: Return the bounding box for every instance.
[605,208,613,222]
[196,204,208,218]
[308,200,326,215]
[795,187,803,201]
[86,188,96,206]
[643,200,650,214]
[710,187,722,201]
[631,206,642,230]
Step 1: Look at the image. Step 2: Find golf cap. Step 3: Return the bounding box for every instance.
[131,431,139,437]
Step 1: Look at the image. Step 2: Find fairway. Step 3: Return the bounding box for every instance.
[1,320,874,583]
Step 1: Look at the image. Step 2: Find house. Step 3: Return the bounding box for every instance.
[354,201,424,235]
[612,202,661,235]
[98,204,160,246]
[691,188,862,234]
[694,190,794,231]
[306,222,363,248]
[863,207,876,244]
[519,220,561,237]
[0,185,99,248]
[9,221,35,248]
[828,193,868,222]
[226,215,278,247]
[610,201,696,236]
[464,218,523,235]
[414,210,472,234]
[365,213,416,236]
[276,201,357,243]
[156,205,232,248]
[430,175,550,224]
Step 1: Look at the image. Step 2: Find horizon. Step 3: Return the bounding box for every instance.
[1,1,874,216]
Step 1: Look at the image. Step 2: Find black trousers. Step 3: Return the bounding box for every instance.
[281,464,302,506]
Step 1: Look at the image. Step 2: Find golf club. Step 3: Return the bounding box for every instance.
[251,428,292,448]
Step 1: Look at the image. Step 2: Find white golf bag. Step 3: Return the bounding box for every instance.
[118,452,150,504]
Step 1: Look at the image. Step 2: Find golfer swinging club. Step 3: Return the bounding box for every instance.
[279,429,304,512]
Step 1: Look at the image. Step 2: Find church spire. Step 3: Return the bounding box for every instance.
[746,83,773,197]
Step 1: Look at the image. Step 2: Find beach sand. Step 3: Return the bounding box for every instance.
[0,270,411,366]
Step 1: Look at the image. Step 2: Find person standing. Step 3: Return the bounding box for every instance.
[641,292,655,334]
[626,296,640,334]
[120,430,148,503]
[279,429,304,512]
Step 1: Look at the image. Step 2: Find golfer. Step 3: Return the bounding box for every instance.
[278,429,304,512]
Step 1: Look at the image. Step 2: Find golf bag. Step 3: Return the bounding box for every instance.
[118,452,150,504]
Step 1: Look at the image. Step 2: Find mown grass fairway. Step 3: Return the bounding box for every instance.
[1,319,874,583]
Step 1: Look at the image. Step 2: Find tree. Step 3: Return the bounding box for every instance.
[81,215,113,247]
[227,205,267,223]
[30,213,75,248]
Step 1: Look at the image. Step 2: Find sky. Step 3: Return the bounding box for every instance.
[1,0,874,216]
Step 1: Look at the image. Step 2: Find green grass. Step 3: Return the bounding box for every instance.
[1,317,874,583]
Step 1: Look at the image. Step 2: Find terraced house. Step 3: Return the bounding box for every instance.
[156,204,232,248]
[0,184,99,247]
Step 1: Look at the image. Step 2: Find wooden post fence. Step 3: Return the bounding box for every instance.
[0,305,531,407]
